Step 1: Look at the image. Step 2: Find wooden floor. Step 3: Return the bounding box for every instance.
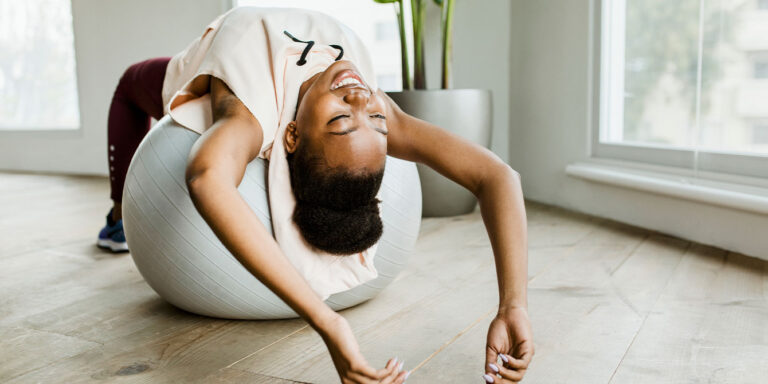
[1,172,767,384]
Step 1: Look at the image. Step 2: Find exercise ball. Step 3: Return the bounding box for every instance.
[122,115,422,319]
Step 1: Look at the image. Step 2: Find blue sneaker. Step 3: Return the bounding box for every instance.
[97,208,129,252]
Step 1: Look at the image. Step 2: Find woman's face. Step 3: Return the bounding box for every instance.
[289,60,388,173]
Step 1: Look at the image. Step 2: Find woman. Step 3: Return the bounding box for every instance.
[99,6,532,384]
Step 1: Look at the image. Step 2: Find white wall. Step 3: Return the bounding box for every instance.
[508,0,768,259]
[508,0,595,195]
[423,0,511,163]
[0,0,230,175]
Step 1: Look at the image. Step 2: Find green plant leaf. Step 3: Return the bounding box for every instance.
[433,0,443,5]
[373,0,399,3]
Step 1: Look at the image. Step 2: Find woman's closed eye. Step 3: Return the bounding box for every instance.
[327,114,349,125]
[326,113,386,125]
[327,113,388,136]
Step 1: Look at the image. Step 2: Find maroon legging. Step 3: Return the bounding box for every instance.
[107,57,171,203]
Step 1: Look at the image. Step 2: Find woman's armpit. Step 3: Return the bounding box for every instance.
[210,76,257,124]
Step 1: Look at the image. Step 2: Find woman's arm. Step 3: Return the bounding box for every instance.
[185,78,405,384]
[185,77,338,330]
[382,90,527,310]
[381,90,533,382]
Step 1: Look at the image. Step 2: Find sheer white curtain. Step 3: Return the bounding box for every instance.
[0,0,80,130]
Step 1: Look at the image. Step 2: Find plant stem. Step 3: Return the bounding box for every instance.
[411,0,426,89]
[440,0,454,89]
[396,1,412,90]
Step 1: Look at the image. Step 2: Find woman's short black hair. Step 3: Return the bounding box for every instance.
[286,145,385,255]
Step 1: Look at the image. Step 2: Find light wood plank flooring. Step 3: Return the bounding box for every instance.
[1,172,766,383]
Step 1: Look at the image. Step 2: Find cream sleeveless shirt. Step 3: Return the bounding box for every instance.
[160,6,381,300]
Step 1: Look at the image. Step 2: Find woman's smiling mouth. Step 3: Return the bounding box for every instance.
[330,69,368,91]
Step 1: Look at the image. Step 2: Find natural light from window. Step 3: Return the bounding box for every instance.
[601,0,768,156]
[236,0,404,92]
[0,0,81,130]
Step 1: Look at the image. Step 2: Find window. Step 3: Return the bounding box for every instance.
[236,0,404,91]
[598,0,768,179]
[0,0,80,130]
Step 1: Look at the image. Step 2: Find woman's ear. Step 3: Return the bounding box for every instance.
[285,121,299,154]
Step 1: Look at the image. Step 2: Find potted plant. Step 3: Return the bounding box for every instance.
[374,0,492,217]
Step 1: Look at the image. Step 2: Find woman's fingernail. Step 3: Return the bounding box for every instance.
[397,361,404,371]
[499,354,509,363]
[489,363,499,373]
[404,370,411,380]
[482,373,495,383]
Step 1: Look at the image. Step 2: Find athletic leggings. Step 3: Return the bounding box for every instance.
[107,57,171,203]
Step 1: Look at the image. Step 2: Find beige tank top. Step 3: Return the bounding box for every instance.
[160,6,381,300]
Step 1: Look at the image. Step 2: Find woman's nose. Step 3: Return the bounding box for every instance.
[342,88,371,106]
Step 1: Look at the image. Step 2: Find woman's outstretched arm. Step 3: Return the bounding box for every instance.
[381,90,533,383]
[185,77,405,384]
[185,76,333,329]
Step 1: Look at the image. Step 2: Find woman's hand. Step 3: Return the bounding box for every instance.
[318,313,409,384]
[483,307,534,383]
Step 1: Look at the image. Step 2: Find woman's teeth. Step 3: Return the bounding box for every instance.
[332,76,363,90]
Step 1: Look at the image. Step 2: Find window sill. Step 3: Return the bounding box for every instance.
[565,160,768,215]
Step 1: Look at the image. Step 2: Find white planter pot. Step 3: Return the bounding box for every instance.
[387,89,492,217]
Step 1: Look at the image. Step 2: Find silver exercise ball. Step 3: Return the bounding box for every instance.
[122,115,422,319]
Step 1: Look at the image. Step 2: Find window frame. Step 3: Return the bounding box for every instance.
[591,0,768,181]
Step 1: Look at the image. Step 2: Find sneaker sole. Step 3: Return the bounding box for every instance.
[97,238,130,253]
